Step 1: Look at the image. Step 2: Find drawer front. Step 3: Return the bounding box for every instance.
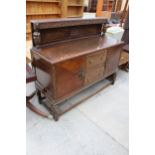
[85,66,105,85]
[86,50,107,68]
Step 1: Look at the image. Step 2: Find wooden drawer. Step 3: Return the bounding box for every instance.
[85,66,105,85]
[119,51,129,66]
[86,50,107,68]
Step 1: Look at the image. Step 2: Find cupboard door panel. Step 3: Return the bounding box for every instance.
[104,46,122,77]
[85,66,105,85]
[54,57,85,99]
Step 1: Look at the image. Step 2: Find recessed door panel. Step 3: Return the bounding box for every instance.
[104,46,122,77]
[54,57,85,99]
[85,66,105,85]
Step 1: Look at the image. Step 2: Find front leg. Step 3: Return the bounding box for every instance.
[107,73,117,85]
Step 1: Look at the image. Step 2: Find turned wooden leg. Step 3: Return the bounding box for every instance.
[125,62,129,72]
[49,104,59,121]
[51,105,59,121]
[119,62,129,72]
[107,73,117,85]
[44,99,60,121]
[53,114,59,121]
[111,73,117,85]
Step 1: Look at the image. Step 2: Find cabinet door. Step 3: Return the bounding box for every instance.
[104,45,122,77]
[85,50,107,86]
[85,66,105,85]
[54,57,85,99]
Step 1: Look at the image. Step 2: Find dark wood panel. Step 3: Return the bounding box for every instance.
[31,18,107,47]
[39,24,102,45]
[31,18,125,121]
[104,45,122,77]
[32,53,54,96]
[54,57,85,99]
[85,66,105,85]
[31,17,107,29]
[86,50,107,68]
[31,36,124,64]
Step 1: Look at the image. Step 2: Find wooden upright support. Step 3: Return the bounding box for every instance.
[112,0,117,12]
[96,0,104,17]
[120,0,129,26]
[115,0,122,11]
[61,0,68,18]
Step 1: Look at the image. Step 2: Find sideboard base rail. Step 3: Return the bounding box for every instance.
[37,73,116,121]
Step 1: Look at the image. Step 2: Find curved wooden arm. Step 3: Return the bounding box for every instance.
[26,101,53,119]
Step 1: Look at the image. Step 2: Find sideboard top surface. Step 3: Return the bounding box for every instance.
[31,36,124,64]
[31,17,107,29]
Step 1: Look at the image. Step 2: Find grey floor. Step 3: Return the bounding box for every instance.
[26,70,129,155]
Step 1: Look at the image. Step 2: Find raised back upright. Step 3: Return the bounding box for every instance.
[31,18,107,47]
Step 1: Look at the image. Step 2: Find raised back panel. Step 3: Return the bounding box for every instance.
[39,24,101,46]
[31,18,107,47]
